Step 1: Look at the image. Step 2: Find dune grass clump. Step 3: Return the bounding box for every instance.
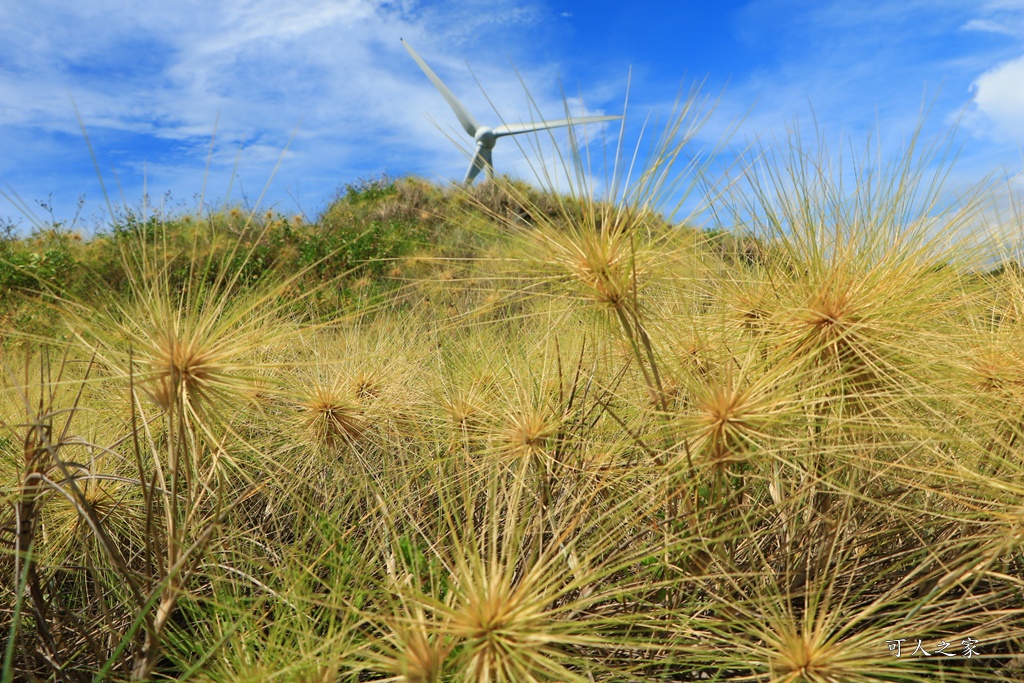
[296,377,369,450]
[5,90,1024,682]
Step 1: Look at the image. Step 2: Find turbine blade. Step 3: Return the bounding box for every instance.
[402,39,479,137]
[464,145,492,185]
[493,114,623,137]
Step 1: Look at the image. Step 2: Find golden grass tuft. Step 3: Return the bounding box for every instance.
[143,320,242,412]
[10,93,1024,683]
[397,624,449,683]
[531,213,651,311]
[500,405,558,462]
[450,564,557,683]
[766,623,868,683]
[296,379,367,448]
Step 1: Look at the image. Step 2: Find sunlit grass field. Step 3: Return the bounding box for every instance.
[3,109,1024,681]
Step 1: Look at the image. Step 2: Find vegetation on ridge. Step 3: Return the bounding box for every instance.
[2,112,1024,682]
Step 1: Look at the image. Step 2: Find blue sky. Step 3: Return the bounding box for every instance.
[1,0,1023,232]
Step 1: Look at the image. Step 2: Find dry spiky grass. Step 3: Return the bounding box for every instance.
[296,378,368,450]
[7,93,1024,683]
[66,228,294,448]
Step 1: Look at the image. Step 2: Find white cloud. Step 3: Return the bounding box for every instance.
[961,2,1024,142]
[960,0,1024,38]
[969,56,1024,142]
[0,0,623,226]
[963,18,1020,36]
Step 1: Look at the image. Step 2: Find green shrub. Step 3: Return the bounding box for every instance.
[312,176,433,278]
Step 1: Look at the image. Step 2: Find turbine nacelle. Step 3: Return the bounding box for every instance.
[401,38,622,185]
[474,127,497,150]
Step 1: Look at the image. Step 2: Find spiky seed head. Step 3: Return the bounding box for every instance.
[352,370,384,400]
[451,570,549,682]
[572,232,634,309]
[735,292,772,332]
[297,383,366,448]
[769,629,845,681]
[397,627,448,683]
[526,214,649,313]
[145,328,231,412]
[772,274,884,393]
[695,383,755,469]
[501,407,556,461]
[972,349,1024,400]
[445,394,482,432]
[796,284,859,353]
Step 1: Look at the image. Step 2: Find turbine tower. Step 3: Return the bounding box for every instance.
[402,39,622,185]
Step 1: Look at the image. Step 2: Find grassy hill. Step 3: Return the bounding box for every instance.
[2,154,1024,681]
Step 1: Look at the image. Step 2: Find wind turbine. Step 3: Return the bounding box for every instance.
[401,38,622,185]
